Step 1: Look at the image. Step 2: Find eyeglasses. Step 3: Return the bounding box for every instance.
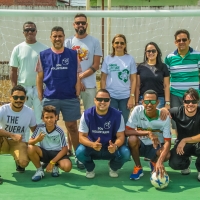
[96,98,110,102]
[12,95,26,100]
[146,49,157,54]
[143,100,157,105]
[24,28,36,33]
[184,100,198,104]
[176,38,188,43]
[114,41,125,45]
[74,21,87,25]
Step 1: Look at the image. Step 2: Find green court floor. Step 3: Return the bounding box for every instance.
[0,155,200,200]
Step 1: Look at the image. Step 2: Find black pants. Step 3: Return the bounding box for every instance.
[169,142,200,172]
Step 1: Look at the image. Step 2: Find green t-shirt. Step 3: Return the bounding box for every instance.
[9,41,48,86]
[165,47,200,97]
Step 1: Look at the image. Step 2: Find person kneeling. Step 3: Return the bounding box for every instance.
[28,105,72,182]
[76,89,130,178]
[126,90,171,180]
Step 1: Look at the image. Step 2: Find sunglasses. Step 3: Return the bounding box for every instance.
[143,100,157,105]
[12,95,26,100]
[184,100,198,104]
[146,49,157,54]
[74,21,87,25]
[176,38,188,43]
[24,28,36,33]
[96,98,110,102]
[114,41,125,45]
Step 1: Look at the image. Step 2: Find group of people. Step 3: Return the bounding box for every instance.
[0,12,200,185]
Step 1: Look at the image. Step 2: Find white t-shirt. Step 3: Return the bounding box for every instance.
[9,41,48,86]
[0,104,36,142]
[101,54,137,99]
[126,105,171,145]
[79,113,125,133]
[65,35,102,88]
[31,124,67,151]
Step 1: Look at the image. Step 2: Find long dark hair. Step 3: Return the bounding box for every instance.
[143,42,163,70]
[111,34,128,57]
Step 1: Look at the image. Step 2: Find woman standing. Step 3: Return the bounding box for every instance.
[135,42,170,108]
[101,34,137,123]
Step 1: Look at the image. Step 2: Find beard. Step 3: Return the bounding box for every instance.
[75,27,86,35]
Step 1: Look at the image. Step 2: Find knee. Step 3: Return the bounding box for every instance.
[66,122,77,132]
[119,146,130,161]
[18,160,29,168]
[27,145,35,155]
[75,144,86,159]
[60,162,72,172]
[128,136,139,148]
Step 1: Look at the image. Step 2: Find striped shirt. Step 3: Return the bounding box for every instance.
[31,124,67,151]
[165,47,200,97]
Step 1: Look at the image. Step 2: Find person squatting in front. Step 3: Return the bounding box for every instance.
[75,89,130,178]
[28,105,72,182]
[125,89,171,180]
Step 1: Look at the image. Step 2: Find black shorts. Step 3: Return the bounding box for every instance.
[40,148,70,163]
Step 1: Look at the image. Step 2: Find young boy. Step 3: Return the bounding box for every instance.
[28,105,72,182]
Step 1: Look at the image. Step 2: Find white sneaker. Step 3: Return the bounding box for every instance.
[86,170,95,179]
[181,157,192,175]
[52,166,59,177]
[109,168,118,178]
[32,169,44,182]
[198,172,200,181]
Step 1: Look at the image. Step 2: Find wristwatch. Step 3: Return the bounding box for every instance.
[130,93,135,97]
[165,101,170,105]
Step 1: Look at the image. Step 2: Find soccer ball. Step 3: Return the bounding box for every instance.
[150,171,169,189]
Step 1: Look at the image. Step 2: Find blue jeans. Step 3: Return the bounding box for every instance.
[139,96,165,108]
[110,97,130,123]
[76,144,130,172]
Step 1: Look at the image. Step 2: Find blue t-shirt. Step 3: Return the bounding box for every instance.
[40,48,77,99]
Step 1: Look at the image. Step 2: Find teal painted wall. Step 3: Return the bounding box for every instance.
[91,0,199,7]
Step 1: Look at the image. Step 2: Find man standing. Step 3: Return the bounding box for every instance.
[165,29,200,132]
[65,13,102,110]
[0,85,37,173]
[168,88,200,181]
[76,89,130,178]
[10,21,48,141]
[36,26,81,167]
[125,90,171,180]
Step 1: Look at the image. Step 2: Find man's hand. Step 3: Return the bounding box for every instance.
[36,132,46,142]
[46,162,54,173]
[127,97,135,110]
[160,107,171,121]
[148,132,161,149]
[108,140,116,154]
[80,82,86,91]
[92,137,102,151]
[176,139,186,155]
[10,134,22,142]
[155,160,166,178]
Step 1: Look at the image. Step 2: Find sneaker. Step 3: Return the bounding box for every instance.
[197,172,200,181]
[149,161,156,173]
[52,166,59,177]
[130,166,144,180]
[86,170,95,179]
[181,157,192,175]
[16,162,25,173]
[32,169,44,182]
[75,157,85,170]
[109,168,119,178]
[41,162,48,169]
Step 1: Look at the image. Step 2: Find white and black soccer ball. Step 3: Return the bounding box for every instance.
[150,171,169,189]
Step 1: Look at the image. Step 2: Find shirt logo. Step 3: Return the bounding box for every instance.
[118,69,129,83]
[104,121,111,129]
[62,58,69,65]
[140,117,147,121]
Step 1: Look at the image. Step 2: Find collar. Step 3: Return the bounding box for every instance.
[174,46,193,55]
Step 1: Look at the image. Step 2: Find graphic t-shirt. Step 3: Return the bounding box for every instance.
[0,104,36,141]
[126,105,171,145]
[65,35,102,88]
[101,54,137,99]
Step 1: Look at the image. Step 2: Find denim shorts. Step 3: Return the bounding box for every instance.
[42,98,81,121]
[139,140,164,160]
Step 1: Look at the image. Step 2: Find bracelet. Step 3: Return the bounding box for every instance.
[50,160,56,165]
[90,66,96,73]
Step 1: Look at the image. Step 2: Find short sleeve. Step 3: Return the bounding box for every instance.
[130,56,137,74]
[35,56,43,72]
[101,56,109,74]
[126,106,139,129]
[78,113,89,133]
[162,64,170,77]
[94,38,103,56]
[169,107,179,121]
[117,115,125,132]
[29,111,37,128]
[9,46,19,68]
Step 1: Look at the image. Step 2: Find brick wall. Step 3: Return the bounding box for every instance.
[0,0,57,6]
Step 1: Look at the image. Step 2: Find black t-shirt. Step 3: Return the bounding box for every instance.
[137,62,169,97]
[170,106,200,141]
